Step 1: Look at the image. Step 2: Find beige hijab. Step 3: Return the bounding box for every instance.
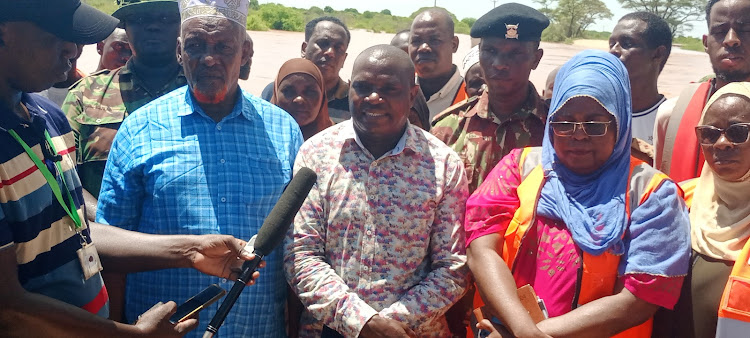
[690,82,750,261]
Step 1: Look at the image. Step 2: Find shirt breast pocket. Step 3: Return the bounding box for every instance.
[73,106,126,163]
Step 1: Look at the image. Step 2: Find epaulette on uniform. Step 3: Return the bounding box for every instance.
[67,68,111,90]
[431,95,481,126]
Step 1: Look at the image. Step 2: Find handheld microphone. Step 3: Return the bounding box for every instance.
[203,167,317,338]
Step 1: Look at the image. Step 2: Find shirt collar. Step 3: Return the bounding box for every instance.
[415,66,462,100]
[0,93,47,132]
[470,83,542,124]
[338,119,419,159]
[120,59,187,96]
[181,87,252,122]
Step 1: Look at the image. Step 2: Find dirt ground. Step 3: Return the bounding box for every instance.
[75,29,713,100]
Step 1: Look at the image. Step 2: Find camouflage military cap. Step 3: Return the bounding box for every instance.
[112,0,178,20]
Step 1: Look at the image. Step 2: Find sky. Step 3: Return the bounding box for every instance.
[259,0,708,38]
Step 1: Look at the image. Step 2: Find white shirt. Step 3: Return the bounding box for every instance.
[632,95,666,144]
[417,67,463,121]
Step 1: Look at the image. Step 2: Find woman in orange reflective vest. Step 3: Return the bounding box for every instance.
[464,50,691,337]
[663,82,750,338]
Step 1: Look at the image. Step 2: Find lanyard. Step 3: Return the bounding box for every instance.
[8,129,82,230]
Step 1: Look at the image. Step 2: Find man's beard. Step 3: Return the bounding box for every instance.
[715,67,750,83]
[192,85,229,104]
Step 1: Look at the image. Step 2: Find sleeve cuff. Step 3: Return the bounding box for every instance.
[335,296,378,337]
[623,274,685,310]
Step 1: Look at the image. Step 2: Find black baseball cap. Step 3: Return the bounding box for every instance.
[0,0,120,44]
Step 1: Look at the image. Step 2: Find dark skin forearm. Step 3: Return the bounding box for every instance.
[2,287,140,337]
[467,234,549,338]
[469,235,658,338]
[82,189,98,222]
[0,247,194,337]
[536,285,658,338]
[90,222,197,273]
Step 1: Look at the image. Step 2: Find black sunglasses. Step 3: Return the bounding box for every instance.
[549,121,612,137]
[695,123,750,145]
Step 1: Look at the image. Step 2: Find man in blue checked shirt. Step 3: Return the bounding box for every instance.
[96,0,303,337]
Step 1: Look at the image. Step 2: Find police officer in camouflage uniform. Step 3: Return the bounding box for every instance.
[62,0,186,203]
[431,3,550,193]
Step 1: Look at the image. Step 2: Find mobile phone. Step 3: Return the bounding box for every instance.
[169,284,226,324]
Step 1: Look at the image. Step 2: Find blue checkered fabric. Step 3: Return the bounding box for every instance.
[97,86,302,337]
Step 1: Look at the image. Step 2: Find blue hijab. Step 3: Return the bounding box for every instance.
[536,50,632,255]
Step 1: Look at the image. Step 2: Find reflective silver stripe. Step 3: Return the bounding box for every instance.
[716,317,750,338]
[628,164,662,212]
[520,147,543,179]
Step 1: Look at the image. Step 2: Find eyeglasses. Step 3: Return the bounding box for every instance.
[549,121,612,137]
[695,123,750,145]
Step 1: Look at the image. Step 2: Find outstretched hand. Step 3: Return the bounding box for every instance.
[188,235,266,285]
[134,301,197,337]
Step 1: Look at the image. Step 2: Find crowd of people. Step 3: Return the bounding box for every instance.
[1,0,750,337]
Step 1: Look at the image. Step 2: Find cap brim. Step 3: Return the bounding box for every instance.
[112,1,179,21]
[66,3,120,44]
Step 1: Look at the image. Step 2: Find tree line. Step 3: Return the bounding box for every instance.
[83,0,703,46]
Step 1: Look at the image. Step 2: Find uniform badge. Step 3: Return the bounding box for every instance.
[505,23,519,39]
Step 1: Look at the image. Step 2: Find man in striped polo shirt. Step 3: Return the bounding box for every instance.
[0,1,259,336]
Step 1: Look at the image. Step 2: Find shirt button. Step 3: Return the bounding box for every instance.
[95,118,102,123]
[220,197,227,202]
[220,159,226,164]
[216,125,222,131]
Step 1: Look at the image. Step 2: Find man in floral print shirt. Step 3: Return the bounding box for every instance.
[284,45,470,337]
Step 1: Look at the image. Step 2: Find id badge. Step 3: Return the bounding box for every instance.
[77,243,103,280]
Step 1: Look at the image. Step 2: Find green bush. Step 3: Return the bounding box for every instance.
[246,13,270,31]
[85,1,476,37]
[541,23,567,43]
[582,30,610,40]
[674,36,704,52]
[83,0,118,14]
[455,21,471,35]
[258,3,304,31]
[461,18,477,27]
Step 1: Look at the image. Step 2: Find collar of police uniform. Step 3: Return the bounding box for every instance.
[120,60,186,96]
[469,83,541,125]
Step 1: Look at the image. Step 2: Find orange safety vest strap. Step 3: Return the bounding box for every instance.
[679,178,697,209]
[661,82,702,173]
[716,238,750,338]
[501,164,544,267]
[452,81,468,106]
[667,81,711,182]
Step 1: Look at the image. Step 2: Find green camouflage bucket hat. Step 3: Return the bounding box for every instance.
[112,0,178,21]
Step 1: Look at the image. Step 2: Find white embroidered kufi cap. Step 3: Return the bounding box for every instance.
[462,45,481,76]
[178,0,249,26]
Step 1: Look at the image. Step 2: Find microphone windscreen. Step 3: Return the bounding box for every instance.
[253,167,317,255]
